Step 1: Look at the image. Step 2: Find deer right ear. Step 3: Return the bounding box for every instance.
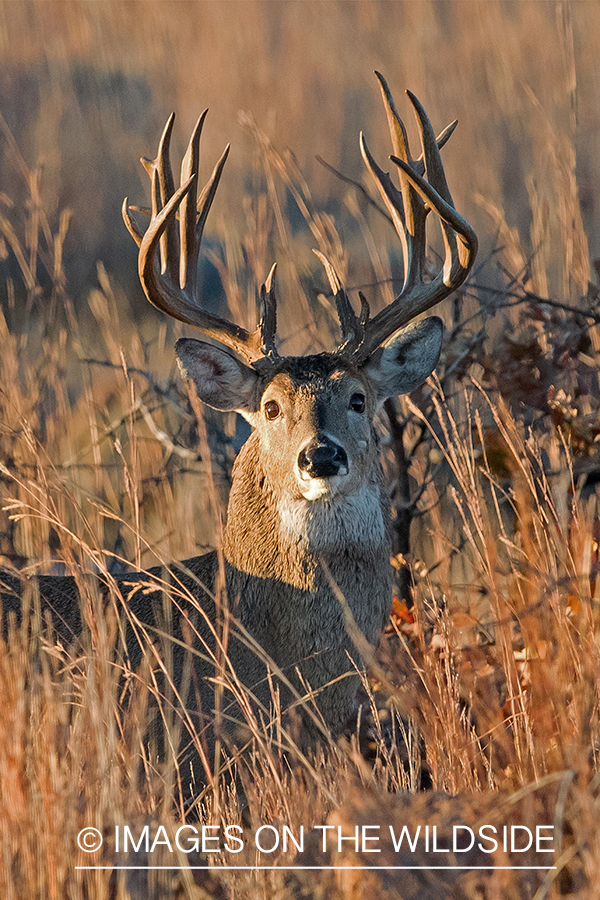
[176,338,260,413]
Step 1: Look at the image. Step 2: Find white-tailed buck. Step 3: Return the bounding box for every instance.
[2,73,476,795]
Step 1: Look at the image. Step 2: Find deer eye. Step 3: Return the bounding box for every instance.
[349,393,366,413]
[264,400,281,420]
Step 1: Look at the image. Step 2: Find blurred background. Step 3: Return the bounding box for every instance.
[0,0,597,313]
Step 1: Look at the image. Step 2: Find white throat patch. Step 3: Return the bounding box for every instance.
[278,483,386,551]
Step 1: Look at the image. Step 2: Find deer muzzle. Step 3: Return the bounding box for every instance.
[297,439,349,480]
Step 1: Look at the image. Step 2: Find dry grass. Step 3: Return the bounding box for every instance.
[1,2,600,897]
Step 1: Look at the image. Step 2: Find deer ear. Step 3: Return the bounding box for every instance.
[362,317,443,401]
[176,338,260,413]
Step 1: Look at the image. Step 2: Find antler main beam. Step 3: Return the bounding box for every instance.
[124,77,476,371]
[123,112,278,366]
[329,73,477,365]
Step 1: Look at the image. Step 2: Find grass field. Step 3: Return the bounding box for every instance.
[1,2,600,897]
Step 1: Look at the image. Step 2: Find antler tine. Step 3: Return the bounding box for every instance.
[124,114,267,366]
[374,72,413,165]
[313,249,371,354]
[407,90,452,206]
[122,198,143,248]
[194,143,230,268]
[178,110,205,294]
[148,113,180,284]
[178,110,231,299]
[392,156,477,286]
[405,89,475,284]
[372,73,458,292]
[374,71,420,263]
[342,78,477,365]
[259,262,279,360]
[359,134,411,287]
[422,118,458,168]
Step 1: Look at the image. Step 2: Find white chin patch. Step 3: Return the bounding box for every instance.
[298,472,347,500]
[278,483,386,550]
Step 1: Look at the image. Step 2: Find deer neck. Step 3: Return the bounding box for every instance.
[222,432,391,590]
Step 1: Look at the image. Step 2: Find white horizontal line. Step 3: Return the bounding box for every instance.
[75,865,557,871]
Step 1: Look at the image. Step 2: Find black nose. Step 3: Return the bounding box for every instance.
[297,441,348,478]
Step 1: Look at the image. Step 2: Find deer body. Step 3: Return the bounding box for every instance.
[218,355,395,739]
[173,334,451,741]
[2,74,477,790]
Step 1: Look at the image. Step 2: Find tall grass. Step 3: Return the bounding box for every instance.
[1,2,600,897]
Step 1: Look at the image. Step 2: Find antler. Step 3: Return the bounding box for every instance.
[320,72,477,365]
[124,80,476,370]
[123,112,279,366]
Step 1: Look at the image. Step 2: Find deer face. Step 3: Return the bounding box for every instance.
[251,360,375,502]
[176,316,443,504]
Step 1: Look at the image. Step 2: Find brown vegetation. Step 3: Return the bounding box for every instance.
[1,2,600,898]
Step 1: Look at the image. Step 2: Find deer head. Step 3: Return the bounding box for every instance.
[123,73,477,516]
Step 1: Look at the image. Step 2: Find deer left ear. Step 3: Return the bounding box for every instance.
[362,317,443,401]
